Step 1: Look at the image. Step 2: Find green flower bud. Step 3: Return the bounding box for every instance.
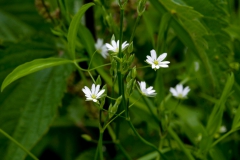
[81,134,92,141]
[127,42,133,53]
[131,66,136,78]
[137,0,147,16]
[126,71,132,82]
[108,96,122,118]
[111,34,115,42]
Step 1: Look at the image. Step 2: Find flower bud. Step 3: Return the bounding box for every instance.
[111,34,115,42]
[108,95,122,118]
[137,0,147,16]
[81,134,92,141]
[127,42,133,53]
[131,66,136,78]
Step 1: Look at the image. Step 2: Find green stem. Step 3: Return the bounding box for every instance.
[211,129,236,148]
[168,128,195,160]
[142,96,161,125]
[98,131,104,160]
[136,65,151,69]
[88,50,98,69]
[0,129,38,160]
[127,120,167,160]
[129,16,141,43]
[74,62,88,85]
[117,143,132,160]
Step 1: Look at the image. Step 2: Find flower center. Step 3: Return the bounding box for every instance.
[91,94,97,99]
[178,93,183,98]
[153,60,159,65]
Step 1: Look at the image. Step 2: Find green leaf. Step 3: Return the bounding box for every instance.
[1,58,73,92]
[0,10,34,43]
[206,73,234,136]
[149,0,216,89]
[0,64,74,160]
[67,2,95,60]
[232,105,240,129]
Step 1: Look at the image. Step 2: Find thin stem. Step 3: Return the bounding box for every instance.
[211,129,236,147]
[142,96,161,125]
[136,65,151,69]
[74,62,88,85]
[117,143,132,160]
[103,110,126,131]
[0,129,38,160]
[98,131,104,160]
[129,16,141,43]
[127,120,167,160]
[88,50,98,69]
[106,96,118,100]
[101,108,126,120]
[88,71,96,83]
[168,128,195,160]
[89,63,111,71]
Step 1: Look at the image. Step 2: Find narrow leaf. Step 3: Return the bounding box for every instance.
[1,58,73,91]
[67,3,95,60]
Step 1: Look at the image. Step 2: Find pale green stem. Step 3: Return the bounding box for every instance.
[168,128,195,160]
[127,120,167,160]
[0,129,38,160]
[88,50,98,69]
[211,129,237,148]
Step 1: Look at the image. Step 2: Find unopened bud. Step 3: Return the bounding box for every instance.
[131,66,136,78]
[81,134,92,141]
[137,0,147,16]
[128,42,133,53]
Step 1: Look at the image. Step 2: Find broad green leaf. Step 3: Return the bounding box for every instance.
[0,64,74,160]
[0,10,34,42]
[67,2,95,60]
[1,58,73,92]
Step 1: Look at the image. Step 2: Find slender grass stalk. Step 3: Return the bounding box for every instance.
[0,129,38,160]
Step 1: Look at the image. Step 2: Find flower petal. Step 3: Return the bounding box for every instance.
[97,89,105,97]
[182,86,190,97]
[170,88,178,96]
[91,84,96,94]
[176,84,183,93]
[95,85,100,95]
[150,49,157,60]
[157,53,167,61]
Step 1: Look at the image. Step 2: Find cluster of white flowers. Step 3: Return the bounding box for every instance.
[83,39,190,103]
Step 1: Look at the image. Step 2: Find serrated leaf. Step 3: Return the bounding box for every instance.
[67,2,95,60]
[1,58,73,92]
[0,63,74,160]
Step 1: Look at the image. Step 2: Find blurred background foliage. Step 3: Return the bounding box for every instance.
[1,0,240,159]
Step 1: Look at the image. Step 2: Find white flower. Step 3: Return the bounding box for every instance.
[95,39,108,59]
[82,84,105,103]
[146,49,170,70]
[170,84,190,99]
[138,81,157,97]
[105,40,129,53]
